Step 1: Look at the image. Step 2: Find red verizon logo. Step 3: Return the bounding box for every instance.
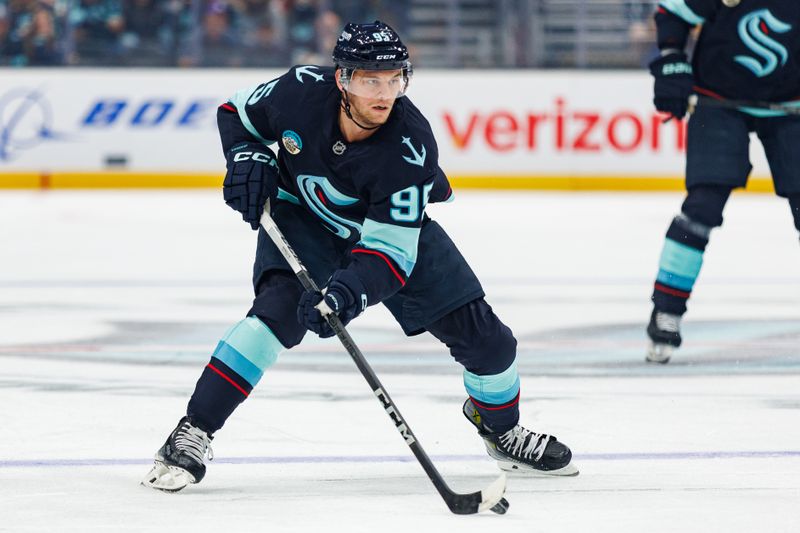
[442,98,687,153]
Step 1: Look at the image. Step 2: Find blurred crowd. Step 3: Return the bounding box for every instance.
[0,0,408,67]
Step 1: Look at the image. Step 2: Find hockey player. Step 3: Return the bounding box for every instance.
[142,21,578,492]
[646,0,800,363]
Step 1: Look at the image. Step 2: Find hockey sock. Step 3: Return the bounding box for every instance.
[187,316,284,434]
[652,213,711,315]
[464,360,520,433]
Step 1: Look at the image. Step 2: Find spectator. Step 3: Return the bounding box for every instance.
[68,0,124,64]
[1,0,62,66]
[199,0,243,66]
[243,17,290,67]
[120,0,168,65]
[313,8,339,64]
[286,0,317,63]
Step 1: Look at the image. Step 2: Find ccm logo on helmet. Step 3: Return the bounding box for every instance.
[233,151,273,163]
[376,54,396,60]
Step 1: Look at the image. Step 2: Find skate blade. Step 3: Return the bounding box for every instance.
[141,461,195,492]
[497,459,579,477]
[646,342,672,364]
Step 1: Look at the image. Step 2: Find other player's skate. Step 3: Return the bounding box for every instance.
[463,399,578,476]
[646,309,682,364]
[141,417,213,492]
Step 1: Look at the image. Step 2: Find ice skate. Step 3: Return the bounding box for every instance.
[646,310,682,364]
[141,417,213,492]
[463,399,578,476]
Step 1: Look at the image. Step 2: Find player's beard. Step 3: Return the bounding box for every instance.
[349,96,394,129]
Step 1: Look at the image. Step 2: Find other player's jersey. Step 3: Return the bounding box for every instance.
[217,65,453,306]
[658,0,800,101]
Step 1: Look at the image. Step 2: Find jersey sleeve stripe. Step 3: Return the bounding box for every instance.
[220,103,237,113]
[351,248,407,285]
[228,86,273,145]
[357,218,420,276]
[658,0,705,25]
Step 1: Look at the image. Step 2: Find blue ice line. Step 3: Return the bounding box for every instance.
[1,450,799,468]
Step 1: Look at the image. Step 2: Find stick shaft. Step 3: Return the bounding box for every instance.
[258,207,480,512]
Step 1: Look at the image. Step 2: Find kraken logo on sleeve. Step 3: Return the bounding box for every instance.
[734,9,792,78]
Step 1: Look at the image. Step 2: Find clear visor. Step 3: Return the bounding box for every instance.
[340,68,412,99]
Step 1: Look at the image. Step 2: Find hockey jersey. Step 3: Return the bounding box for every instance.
[217,65,453,306]
[657,0,800,101]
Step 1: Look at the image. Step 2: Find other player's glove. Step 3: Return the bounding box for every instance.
[223,142,279,230]
[297,269,367,338]
[649,51,694,120]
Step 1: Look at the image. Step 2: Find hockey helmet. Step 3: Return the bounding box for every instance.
[333,21,413,99]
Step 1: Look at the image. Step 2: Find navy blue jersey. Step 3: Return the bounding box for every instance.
[657,0,800,101]
[217,65,454,306]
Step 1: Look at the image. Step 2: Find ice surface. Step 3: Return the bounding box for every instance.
[1,190,798,532]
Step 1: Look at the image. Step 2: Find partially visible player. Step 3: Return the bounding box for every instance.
[141,21,578,492]
[646,0,800,363]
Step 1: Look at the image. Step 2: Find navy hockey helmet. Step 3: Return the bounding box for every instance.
[333,20,413,99]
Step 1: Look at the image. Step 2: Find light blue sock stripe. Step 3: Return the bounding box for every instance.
[463,361,520,405]
[660,238,704,279]
[656,270,696,291]
[213,341,264,387]
[212,317,284,387]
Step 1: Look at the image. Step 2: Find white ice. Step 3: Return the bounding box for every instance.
[1,190,799,533]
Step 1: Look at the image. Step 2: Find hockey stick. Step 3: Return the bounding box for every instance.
[692,94,800,116]
[664,94,800,122]
[259,201,509,515]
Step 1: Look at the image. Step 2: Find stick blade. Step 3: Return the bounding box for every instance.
[478,473,508,514]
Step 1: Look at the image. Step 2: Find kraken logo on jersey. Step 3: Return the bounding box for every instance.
[734,9,792,78]
[401,136,426,167]
[297,174,362,239]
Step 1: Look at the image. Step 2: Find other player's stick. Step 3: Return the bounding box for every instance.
[259,202,509,516]
[692,94,800,116]
[664,94,800,123]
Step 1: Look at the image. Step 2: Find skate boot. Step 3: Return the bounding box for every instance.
[463,399,578,476]
[646,309,682,364]
[141,416,213,492]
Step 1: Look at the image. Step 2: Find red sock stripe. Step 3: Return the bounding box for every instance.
[351,248,406,285]
[654,283,691,299]
[469,393,520,411]
[220,103,237,112]
[207,363,249,397]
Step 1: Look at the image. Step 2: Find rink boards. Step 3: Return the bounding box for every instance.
[0,68,776,191]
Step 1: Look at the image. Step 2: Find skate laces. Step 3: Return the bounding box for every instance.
[655,312,681,333]
[498,425,551,461]
[174,421,214,463]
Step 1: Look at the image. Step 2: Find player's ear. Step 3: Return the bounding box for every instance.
[335,69,344,92]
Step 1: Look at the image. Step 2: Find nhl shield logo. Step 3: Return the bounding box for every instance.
[282,130,302,155]
[332,140,346,155]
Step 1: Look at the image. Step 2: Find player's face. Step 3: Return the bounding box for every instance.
[344,69,405,127]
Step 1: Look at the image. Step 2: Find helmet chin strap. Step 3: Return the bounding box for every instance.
[341,89,381,131]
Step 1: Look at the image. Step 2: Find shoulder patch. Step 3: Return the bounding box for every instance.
[282,130,303,154]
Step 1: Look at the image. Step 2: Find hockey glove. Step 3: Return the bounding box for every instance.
[297,269,367,338]
[649,52,694,120]
[223,142,279,230]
